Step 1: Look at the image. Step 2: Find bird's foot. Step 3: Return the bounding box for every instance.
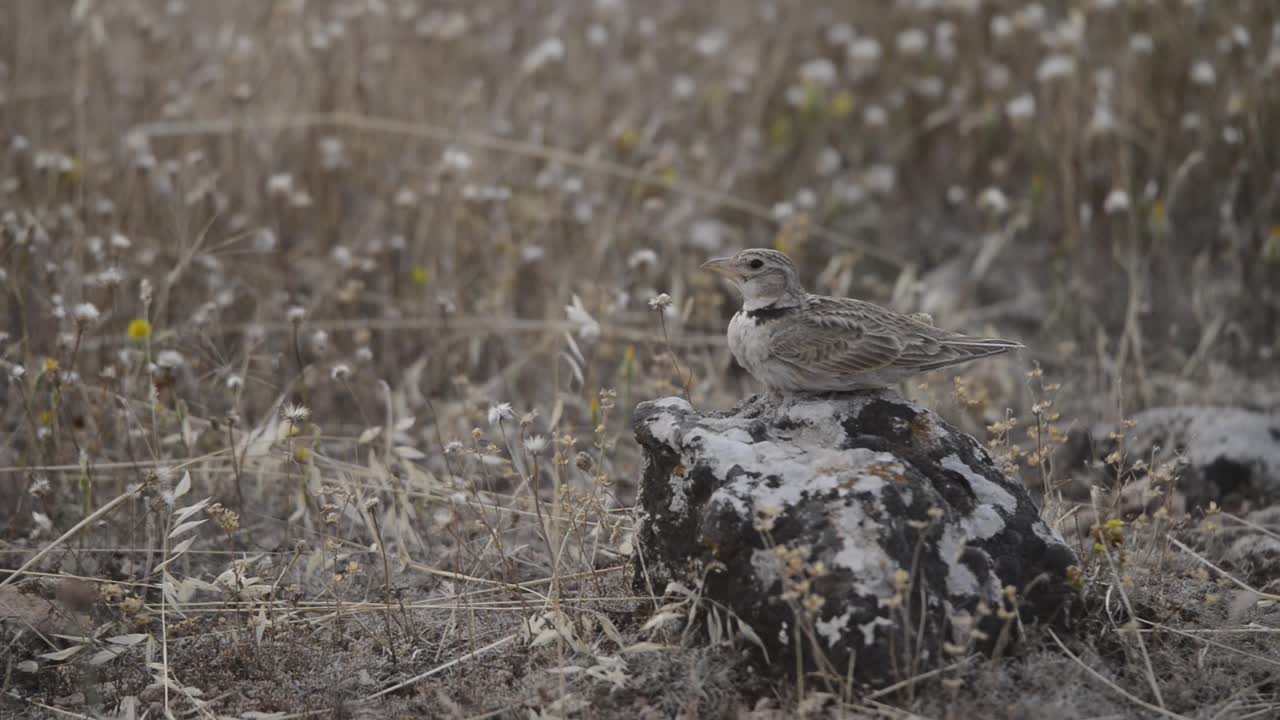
[734,391,784,418]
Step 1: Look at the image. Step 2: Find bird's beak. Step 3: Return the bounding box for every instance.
[700,257,736,277]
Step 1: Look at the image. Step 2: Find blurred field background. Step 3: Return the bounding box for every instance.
[2,1,1279,717]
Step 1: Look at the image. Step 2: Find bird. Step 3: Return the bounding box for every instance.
[700,248,1023,394]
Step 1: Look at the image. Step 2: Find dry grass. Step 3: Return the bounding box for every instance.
[2,1,1278,717]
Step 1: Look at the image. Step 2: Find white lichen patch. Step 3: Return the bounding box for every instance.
[668,472,691,515]
[702,437,898,517]
[830,503,898,597]
[815,609,852,645]
[651,396,693,411]
[847,474,887,494]
[775,401,848,447]
[931,455,1028,598]
[858,616,895,646]
[750,547,783,589]
[938,505,1008,600]
[644,411,684,449]
[940,454,1017,512]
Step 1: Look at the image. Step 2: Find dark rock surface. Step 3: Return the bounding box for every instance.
[632,391,1078,688]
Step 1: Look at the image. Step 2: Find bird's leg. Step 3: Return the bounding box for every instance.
[763,389,784,410]
[735,393,766,418]
[734,390,784,418]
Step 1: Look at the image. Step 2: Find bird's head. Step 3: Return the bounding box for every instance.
[700,248,805,310]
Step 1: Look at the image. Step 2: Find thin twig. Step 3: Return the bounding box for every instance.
[1167,536,1280,602]
[0,486,143,588]
[363,633,519,701]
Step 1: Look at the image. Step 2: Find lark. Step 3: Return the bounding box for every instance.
[702,249,1023,394]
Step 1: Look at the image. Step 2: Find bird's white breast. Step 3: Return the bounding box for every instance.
[727,311,773,382]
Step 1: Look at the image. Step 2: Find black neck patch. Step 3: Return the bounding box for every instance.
[745,304,795,322]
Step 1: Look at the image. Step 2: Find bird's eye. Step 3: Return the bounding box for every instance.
[748,258,764,269]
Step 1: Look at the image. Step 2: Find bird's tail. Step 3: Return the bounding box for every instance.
[917,335,1024,371]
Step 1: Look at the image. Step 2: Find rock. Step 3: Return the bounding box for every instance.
[1223,507,1280,586]
[632,391,1078,688]
[1101,407,1280,509]
[0,582,92,637]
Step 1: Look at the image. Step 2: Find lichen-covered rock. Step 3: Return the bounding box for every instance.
[1223,506,1280,585]
[633,391,1078,688]
[1104,407,1280,509]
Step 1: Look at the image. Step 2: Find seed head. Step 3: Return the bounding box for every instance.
[283,402,310,424]
[487,402,514,426]
[72,302,100,325]
[155,350,185,369]
[1104,189,1131,214]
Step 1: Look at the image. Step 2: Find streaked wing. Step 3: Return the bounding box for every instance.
[767,298,905,376]
[768,296,973,377]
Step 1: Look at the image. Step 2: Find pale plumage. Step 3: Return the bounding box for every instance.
[703,249,1023,393]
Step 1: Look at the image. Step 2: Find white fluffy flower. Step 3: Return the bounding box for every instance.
[523,435,548,454]
[799,58,838,86]
[1190,60,1216,87]
[155,350,185,369]
[282,402,310,424]
[565,295,600,342]
[1104,189,1131,214]
[847,37,882,65]
[487,402,515,426]
[627,249,658,270]
[1005,94,1036,122]
[267,173,294,196]
[895,28,927,56]
[695,28,728,56]
[72,302,101,325]
[1037,55,1076,83]
[522,37,564,74]
[442,147,473,173]
[977,187,1010,215]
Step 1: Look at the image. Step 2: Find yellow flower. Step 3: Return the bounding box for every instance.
[622,344,636,382]
[411,267,429,286]
[127,319,152,340]
[654,166,677,189]
[44,358,60,373]
[829,90,855,120]
[615,127,642,155]
[768,115,793,147]
[1265,225,1280,264]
